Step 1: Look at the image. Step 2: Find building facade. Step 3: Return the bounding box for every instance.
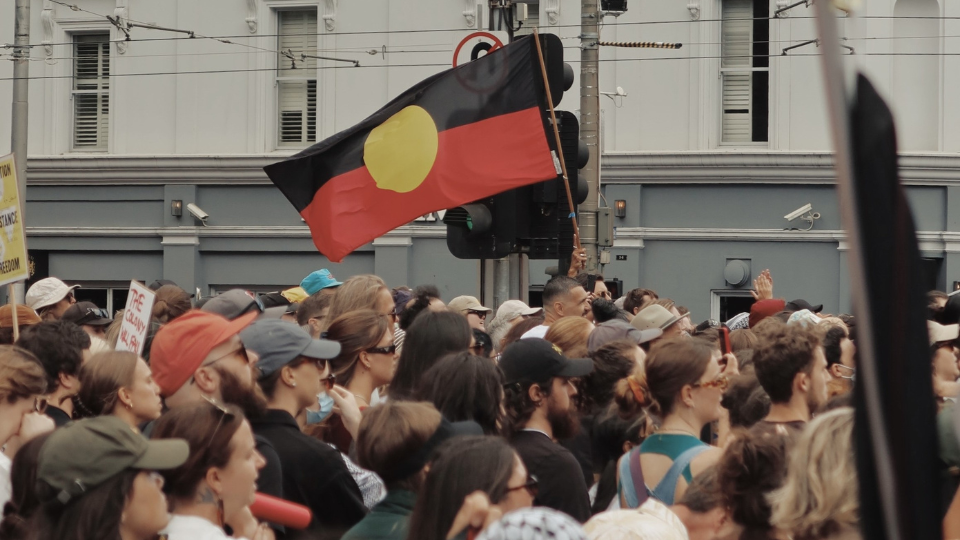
[0,0,957,319]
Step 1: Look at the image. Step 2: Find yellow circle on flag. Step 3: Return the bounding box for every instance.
[363,105,439,194]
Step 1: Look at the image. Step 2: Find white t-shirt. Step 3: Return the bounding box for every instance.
[161,515,249,540]
[0,451,11,510]
[520,325,549,340]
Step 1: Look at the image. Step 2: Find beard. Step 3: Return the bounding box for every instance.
[546,397,580,440]
[216,365,268,419]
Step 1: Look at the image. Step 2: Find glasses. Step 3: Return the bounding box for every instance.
[202,345,252,368]
[200,395,235,450]
[466,310,487,320]
[691,375,729,391]
[34,396,48,414]
[506,475,539,498]
[366,344,397,355]
[320,374,336,392]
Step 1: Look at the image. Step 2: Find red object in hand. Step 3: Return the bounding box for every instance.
[250,493,313,530]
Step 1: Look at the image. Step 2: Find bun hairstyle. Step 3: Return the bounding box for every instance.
[151,285,192,324]
[614,366,652,419]
[642,338,715,417]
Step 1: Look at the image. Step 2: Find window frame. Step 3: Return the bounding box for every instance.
[69,30,112,153]
[718,0,770,147]
[275,8,319,149]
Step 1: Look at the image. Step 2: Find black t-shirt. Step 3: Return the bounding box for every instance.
[511,430,591,523]
[250,409,367,540]
[45,406,71,427]
[559,414,595,486]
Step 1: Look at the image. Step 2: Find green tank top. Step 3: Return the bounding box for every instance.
[639,432,706,484]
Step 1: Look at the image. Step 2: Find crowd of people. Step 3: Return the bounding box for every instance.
[0,263,955,540]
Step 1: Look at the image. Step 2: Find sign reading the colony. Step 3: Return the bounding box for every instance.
[115,281,156,355]
[0,154,29,286]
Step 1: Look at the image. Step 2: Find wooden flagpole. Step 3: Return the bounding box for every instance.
[532,28,582,251]
[8,284,18,342]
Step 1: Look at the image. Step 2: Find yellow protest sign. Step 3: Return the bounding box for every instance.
[0,154,29,286]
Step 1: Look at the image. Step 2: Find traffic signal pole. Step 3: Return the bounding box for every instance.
[9,0,29,303]
[579,0,601,272]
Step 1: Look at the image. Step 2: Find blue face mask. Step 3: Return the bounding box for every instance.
[305,392,335,424]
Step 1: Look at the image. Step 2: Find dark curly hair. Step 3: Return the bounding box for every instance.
[579,340,637,415]
[752,322,820,404]
[721,371,771,429]
[716,430,789,540]
[821,326,847,369]
[399,285,442,331]
[503,375,554,436]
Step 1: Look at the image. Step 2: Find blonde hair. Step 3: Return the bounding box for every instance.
[326,275,387,328]
[818,317,848,335]
[769,408,858,540]
[77,351,139,416]
[545,316,593,359]
[0,346,47,404]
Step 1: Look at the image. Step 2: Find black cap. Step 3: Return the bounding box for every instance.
[785,299,823,313]
[148,279,178,291]
[61,301,113,327]
[499,338,593,385]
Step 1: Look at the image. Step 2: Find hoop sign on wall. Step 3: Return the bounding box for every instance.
[452,31,509,67]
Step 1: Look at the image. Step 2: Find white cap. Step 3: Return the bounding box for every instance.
[493,300,542,324]
[25,277,79,311]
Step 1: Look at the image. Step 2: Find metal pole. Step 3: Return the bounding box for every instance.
[494,257,510,311]
[10,0,30,304]
[579,0,600,272]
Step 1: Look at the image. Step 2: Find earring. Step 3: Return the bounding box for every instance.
[291,381,297,388]
[125,401,133,411]
[216,494,225,527]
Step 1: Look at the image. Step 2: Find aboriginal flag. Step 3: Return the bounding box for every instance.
[265,35,559,262]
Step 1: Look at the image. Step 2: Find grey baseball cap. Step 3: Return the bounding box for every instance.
[240,319,341,378]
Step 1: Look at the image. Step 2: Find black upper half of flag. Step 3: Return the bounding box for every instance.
[265,35,551,214]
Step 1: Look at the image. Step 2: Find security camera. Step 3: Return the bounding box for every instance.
[187,203,209,224]
[784,203,813,222]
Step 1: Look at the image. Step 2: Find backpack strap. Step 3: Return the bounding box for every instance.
[650,445,709,505]
[616,446,649,509]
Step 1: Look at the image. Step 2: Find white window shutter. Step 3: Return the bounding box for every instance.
[73,34,109,150]
[721,0,752,143]
[278,10,318,146]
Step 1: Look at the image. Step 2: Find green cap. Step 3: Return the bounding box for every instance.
[38,416,189,504]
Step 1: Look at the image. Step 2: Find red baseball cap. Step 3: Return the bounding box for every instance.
[150,310,258,397]
[749,299,786,329]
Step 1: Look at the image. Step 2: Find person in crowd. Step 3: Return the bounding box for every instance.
[151,284,193,324]
[76,351,163,429]
[201,289,266,320]
[930,290,949,319]
[751,320,829,437]
[447,296,492,331]
[297,292,333,338]
[576,274,610,302]
[822,325,856,399]
[522,276,590,339]
[242,319,367,538]
[586,319,660,357]
[0,346,53,510]
[471,329,494,358]
[720,370,770,433]
[390,311,472,401]
[0,305,41,345]
[564,340,640,487]
[25,277,78,321]
[729,329,758,352]
[770,408,858,540]
[32,416,188,540]
[622,338,731,506]
[474,507,587,540]
[499,316,545,352]
[344,402,482,540]
[301,268,343,296]
[59,301,113,339]
[17,321,91,426]
[589,298,629,324]
[397,285,445,332]
[622,288,658,317]
[749,299,786,329]
[326,275,395,330]
[486,300,542,351]
[669,467,729,540]
[407,436,535,540]
[417,351,503,435]
[320,310,396,451]
[583,505,688,540]
[545,316,594,359]
[930,321,960,406]
[151,401,269,540]
[500,338,593,522]
[631,305,689,349]
[0,432,50,540]
[715,429,790,540]
[590,408,646,513]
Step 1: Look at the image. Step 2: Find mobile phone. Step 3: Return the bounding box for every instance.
[720,326,732,356]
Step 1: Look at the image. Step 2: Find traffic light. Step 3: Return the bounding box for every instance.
[444,33,580,261]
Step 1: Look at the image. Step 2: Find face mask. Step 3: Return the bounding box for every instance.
[836,364,856,381]
[305,391,335,424]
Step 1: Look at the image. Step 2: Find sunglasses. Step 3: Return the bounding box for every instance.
[506,475,539,498]
[366,344,397,355]
[691,374,729,391]
[320,373,336,392]
[200,395,235,450]
[203,345,252,368]
[34,396,48,414]
[467,310,487,319]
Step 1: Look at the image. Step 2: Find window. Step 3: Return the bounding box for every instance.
[277,10,318,147]
[720,0,768,144]
[72,33,110,150]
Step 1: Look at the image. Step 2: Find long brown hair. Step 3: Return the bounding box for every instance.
[326,275,387,327]
[544,316,593,359]
[355,401,442,491]
[642,338,714,416]
[325,310,392,386]
[77,352,138,416]
[0,346,47,405]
